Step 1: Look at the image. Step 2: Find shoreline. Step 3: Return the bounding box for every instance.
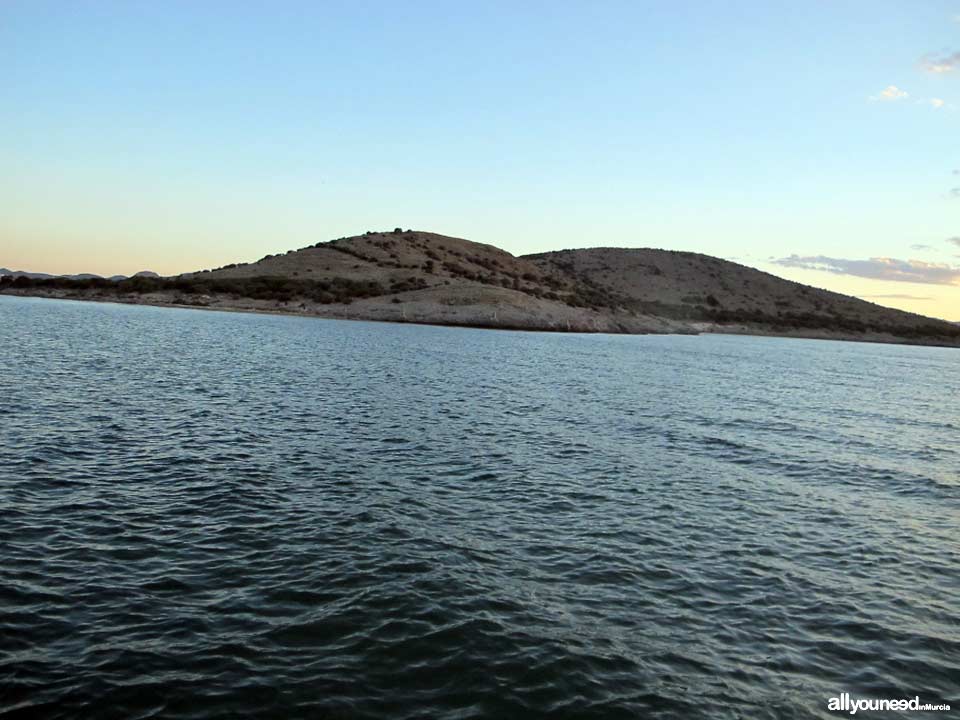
[0,289,636,336]
[3,289,958,348]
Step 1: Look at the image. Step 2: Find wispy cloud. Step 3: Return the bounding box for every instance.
[951,188,960,199]
[910,97,949,110]
[911,244,935,251]
[870,85,909,101]
[773,255,960,285]
[859,293,933,301]
[948,237,960,248]
[921,51,960,74]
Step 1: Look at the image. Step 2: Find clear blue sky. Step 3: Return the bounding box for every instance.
[3,1,959,316]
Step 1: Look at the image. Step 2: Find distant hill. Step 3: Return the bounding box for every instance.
[3,231,958,345]
[0,268,159,281]
[0,268,56,280]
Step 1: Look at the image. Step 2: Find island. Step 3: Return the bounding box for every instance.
[3,229,958,347]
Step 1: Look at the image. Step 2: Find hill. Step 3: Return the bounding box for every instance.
[174,230,684,333]
[0,268,158,281]
[525,248,956,341]
[2,230,958,345]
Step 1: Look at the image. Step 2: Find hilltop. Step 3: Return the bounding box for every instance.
[3,230,958,346]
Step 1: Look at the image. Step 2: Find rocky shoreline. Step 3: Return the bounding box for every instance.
[5,287,958,348]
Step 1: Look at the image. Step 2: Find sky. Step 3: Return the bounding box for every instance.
[2,1,959,319]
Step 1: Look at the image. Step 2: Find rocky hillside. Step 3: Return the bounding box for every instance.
[187,229,577,301]
[525,247,955,339]
[184,230,956,341]
[170,229,681,332]
[4,230,958,344]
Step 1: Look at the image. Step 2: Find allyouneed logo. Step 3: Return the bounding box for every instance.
[828,693,951,714]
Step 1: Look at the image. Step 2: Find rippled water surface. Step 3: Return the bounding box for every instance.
[1,295,958,719]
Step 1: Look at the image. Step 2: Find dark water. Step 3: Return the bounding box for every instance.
[1,295,957,719]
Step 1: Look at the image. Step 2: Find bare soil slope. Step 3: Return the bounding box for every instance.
[525,247,957,340]
[190,230,544,290]
[170,229,684,332]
